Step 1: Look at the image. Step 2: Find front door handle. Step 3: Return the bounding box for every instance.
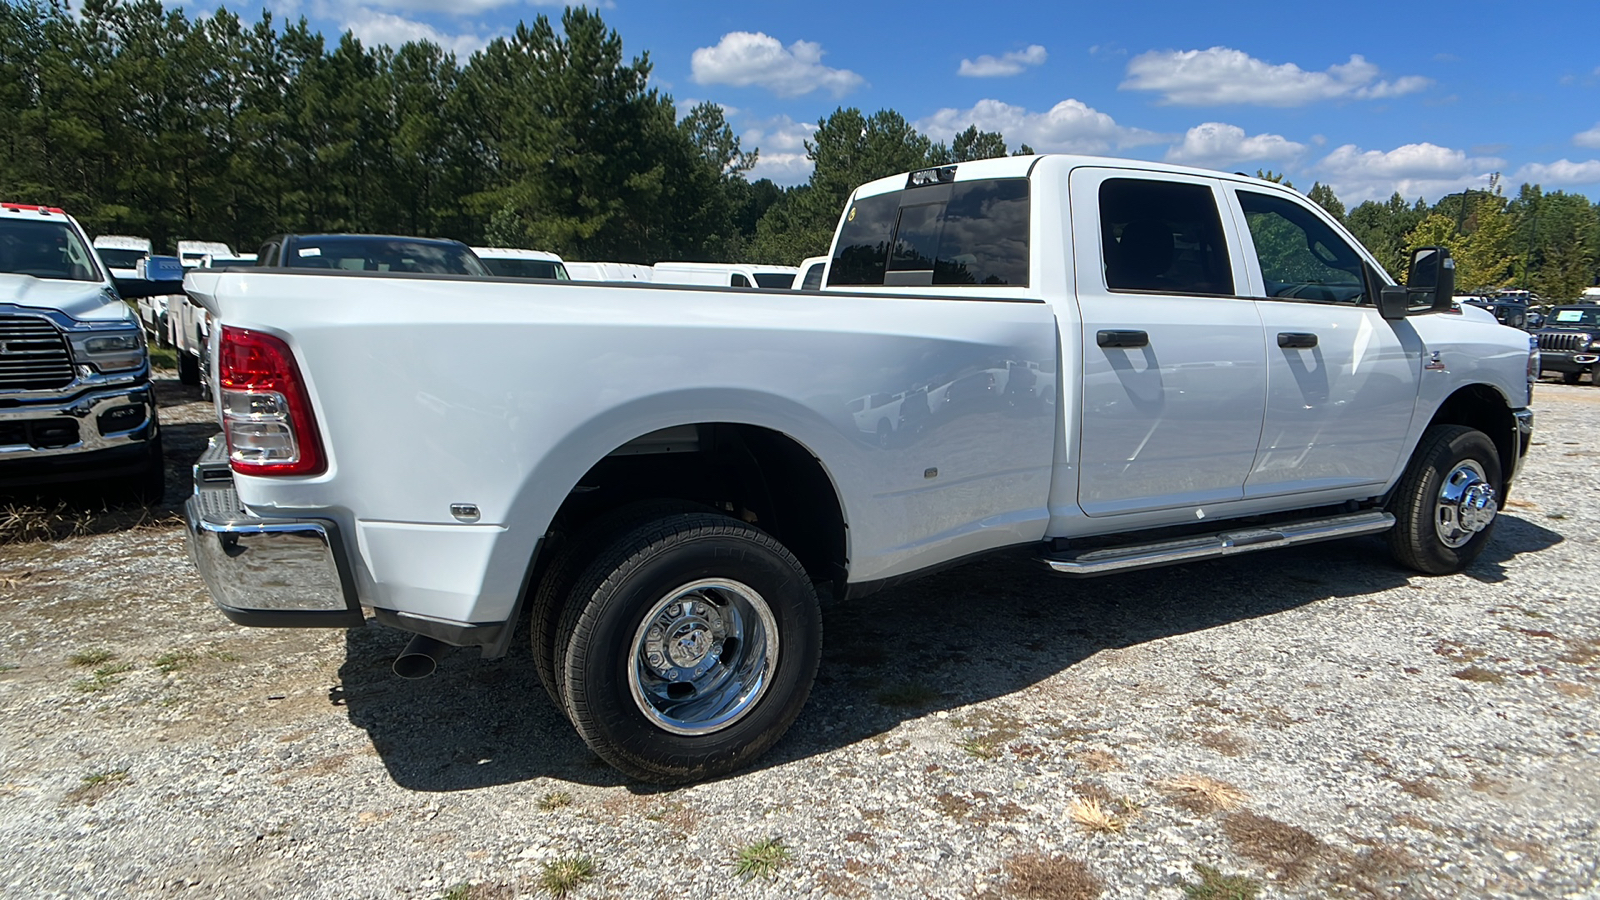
[1277,332,1318,349]
[1097,329,1149,349]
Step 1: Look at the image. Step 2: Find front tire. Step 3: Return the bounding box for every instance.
[1563,371,1582,385]
[557,513,821,783]
[1386,425,1501,575]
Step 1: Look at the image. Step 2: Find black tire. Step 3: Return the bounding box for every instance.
[557,512,822,783]
[527,500,708,708]
[1386,424,1501,575]
[177,349,200,385]
[1563,371,1582,385]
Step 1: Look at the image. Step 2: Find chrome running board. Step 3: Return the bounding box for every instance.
[1039,510,1395,577]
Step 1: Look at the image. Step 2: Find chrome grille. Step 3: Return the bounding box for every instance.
[1537,332,1591,353]
[0,314,76,390]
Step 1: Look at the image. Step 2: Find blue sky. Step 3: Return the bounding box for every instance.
[215,0,1600,204]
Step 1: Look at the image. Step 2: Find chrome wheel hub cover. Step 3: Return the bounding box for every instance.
[1435,460,1497,549]
[629,579,778,736]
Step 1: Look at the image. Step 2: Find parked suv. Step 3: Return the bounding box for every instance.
[0,202,163,499]
[1533,305,1600,384]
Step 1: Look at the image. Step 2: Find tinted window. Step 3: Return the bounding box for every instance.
[936,179,1029,286]
[800,262,824,291]
[0,219,100,281]
[1238,191,1365,303]
[285,237,488,276]
[97,248,148,268]
[1099,179,1233,295]
[731,273,751,287]
[831,179,1030,288]
[481,257,568,279]
[830,191,901,286]
[754,273,794,289]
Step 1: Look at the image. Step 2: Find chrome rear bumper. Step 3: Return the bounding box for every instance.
[184,440,362,627]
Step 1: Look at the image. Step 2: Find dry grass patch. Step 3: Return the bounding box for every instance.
[1452,666,1505,684]
[1395,777,1442,801]
[1002,852,1102,900]
[1161,775,1247,815]
[1068,796,1126,835]
[1557,638,1600,666]
[68,648,117,668]
[1220,811,1325,881]
[1195,729,1250,757]
[1554,682,1593,698]
[1077,749,1122,771]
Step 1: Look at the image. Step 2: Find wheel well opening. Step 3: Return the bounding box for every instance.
[545,423,848,594]
[1425,384,1514,487]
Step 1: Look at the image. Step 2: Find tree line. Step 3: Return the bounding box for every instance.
[2,0,1597,297]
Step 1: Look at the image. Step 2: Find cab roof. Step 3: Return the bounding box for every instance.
[849,153,1297,199]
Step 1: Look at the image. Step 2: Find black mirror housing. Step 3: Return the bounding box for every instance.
[1378,285,1410,320]
[1406,246,1457,312]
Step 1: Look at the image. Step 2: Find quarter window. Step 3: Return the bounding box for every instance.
[1237,191,1366,304]
[1099,179,1233,295]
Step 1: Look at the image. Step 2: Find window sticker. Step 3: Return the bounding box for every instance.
[1555,310,1584,322]
[298,247,321,257]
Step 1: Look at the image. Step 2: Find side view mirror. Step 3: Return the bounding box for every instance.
[1405,246,1457,313]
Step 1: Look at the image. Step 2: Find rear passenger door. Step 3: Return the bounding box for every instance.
[1069,168,1267,517]
[1224,186,1421,497]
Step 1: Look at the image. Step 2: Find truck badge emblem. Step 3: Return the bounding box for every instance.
[1425,351,1447,371]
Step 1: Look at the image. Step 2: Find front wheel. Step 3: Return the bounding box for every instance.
[1386,425,1501,575]
[1563,371,1582,385]
[557,513,821,783]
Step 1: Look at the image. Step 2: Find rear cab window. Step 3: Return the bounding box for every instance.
[828,172,1030,290]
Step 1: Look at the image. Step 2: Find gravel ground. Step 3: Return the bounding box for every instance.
[1,376,1597,900]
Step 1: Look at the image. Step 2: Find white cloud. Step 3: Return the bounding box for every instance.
[1315,142,1503,203]
[338,7,490,55]
[742,115,815,185]
[1574,123,1600,149]
[1164,122,1306,168]
[1513,159,1600,186]
[690,32,864,98]
[917,98,1165,154]
[1122,47,1430,106]
[958,44,1047,78]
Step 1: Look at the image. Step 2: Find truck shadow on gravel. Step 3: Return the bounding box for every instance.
[336,513,1560,793]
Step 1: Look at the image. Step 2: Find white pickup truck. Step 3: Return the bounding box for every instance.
[182,155,1536,782]
[1,203,163,500]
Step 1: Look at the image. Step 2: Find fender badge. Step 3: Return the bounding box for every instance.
[1425,351,1447,371]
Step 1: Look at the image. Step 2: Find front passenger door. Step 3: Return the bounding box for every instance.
[1226,187,1421,497]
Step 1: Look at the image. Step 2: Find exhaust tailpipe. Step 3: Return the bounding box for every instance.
[393,634,449,679]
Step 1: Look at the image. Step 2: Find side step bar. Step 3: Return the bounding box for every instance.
[1039,510,1395,578]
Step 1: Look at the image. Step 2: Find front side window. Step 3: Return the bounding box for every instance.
[0,219,100,282]
[829,178,1030,288]
[97,248,148,269]
[1238,191,1366,304]
[481,257,569,279]
[1099,178,1233,295]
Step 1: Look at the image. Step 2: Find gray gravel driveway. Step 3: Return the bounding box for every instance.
[1,376,1596,899]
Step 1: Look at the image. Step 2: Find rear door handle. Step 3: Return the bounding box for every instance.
[1096,329,1149,349]
[1277,332,1318,349]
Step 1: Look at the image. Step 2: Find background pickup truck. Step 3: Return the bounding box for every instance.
[182,155,1537,783]
[1,202,163,500]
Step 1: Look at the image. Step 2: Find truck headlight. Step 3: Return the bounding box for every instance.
[69,325,146,373]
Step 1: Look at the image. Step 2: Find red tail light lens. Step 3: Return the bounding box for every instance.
[219,326,325,476]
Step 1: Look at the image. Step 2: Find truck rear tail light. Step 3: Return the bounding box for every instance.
[218,326,325,476]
